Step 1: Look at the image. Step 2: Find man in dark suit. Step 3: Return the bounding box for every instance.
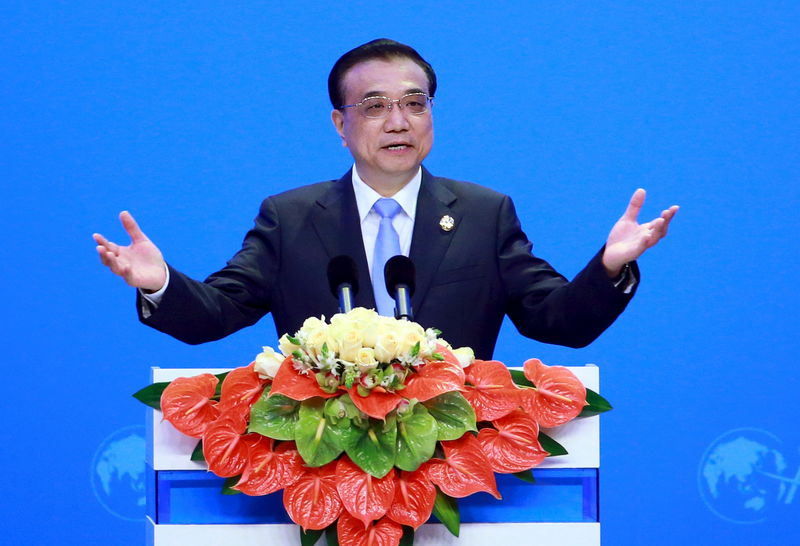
[93,39,677,359]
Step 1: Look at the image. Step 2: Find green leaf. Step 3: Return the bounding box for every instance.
[432,488,460,537]
[509,369,534,388]
[295,399,344,467]
[325,523,339,546]
[222,475,241,495]
[395,404,438,471]
[399,526,415,546]
[190,440,205,461]
[538,431,568,457]
[327,394,370,451]
[422,392,477,441]
[512,469,536,484]
[132,381,169,410]
[344,413,397,478]
[212,372,229,398]
[300,528,324,546]
[579,388,613,417]
[249,391,300,440]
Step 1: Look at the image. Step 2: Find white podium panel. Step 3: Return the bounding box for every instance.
[148,518,600,545]
[147,366,602,546]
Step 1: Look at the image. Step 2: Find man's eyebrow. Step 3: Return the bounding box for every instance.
[360,87,428,99]
[362,91,386,99]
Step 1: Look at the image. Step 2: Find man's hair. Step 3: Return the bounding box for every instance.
[328,38,437,109]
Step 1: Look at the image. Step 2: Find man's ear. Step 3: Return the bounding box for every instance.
[331,109,347,147]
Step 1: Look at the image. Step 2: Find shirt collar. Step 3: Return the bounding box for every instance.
[351,165,421,223]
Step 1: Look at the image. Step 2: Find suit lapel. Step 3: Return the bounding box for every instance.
[310,170,377,311]
[409,167,458,317]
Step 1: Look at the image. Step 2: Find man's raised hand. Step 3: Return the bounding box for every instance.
[93,211,167,292]
[602,189,679,277]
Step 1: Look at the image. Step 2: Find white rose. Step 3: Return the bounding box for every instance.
[351,308,380,346]
[332,308,379,347]
[278,333,301,357]
[254,346,284,379]
[306,329,330,359]
[329,313,355,334]
[374,328,401,363]
[299,316,328,343]
[451,347,475,368]
[354,347,378,372]
[398,328,426,358]
[336,328,363,362]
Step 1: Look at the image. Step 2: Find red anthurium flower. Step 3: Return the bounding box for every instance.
[462,360,521,421]
[425,433,500,499]
[519,358,587,428]
[401,352,465,402]
[337,512,404,546]
[336,457,397,529]
[386,466,437,530]
[477,409,548,473]
[202,413,250,477]
[348,386,401,420]
[270,357,339,401]
[217,363,267,418]
[160,374,220,438]
[283,461,343,531]
[233,436,305,496]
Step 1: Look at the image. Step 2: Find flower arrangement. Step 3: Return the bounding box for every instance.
[135,307,612,546]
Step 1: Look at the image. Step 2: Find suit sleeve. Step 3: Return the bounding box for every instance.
[136,197,281,344]
[498,195,638,348]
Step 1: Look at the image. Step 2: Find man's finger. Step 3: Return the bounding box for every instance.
[119,211,147,243]
[622,188,646,222]
[659,206,679,237]
[94,232,120,255]
[103,250,120,272]
[97,246,111,267]
[650,217,666,241]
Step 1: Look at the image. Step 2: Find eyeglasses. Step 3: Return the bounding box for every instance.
[340,92,433,118]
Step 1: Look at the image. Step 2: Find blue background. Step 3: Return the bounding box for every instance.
[2,1,798,543]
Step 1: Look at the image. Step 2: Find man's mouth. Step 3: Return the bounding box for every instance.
[383,143,412,150]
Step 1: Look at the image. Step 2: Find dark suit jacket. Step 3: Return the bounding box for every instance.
[139,167,637,359]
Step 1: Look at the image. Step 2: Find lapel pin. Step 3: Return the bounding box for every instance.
[439,215,455,232]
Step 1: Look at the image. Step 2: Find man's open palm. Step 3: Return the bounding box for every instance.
[602,189,679,276]
[93,211,167,292]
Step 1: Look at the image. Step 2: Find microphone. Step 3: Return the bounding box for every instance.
[327,255,359,313]
[384,255,416,321]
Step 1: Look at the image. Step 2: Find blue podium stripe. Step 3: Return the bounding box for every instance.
[151,467,597,524]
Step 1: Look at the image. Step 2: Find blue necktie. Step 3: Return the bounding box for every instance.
[372,198,402,316]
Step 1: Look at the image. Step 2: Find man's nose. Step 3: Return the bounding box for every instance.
[383,103,411,130]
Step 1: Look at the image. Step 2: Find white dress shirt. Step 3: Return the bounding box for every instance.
[351,165,421,277]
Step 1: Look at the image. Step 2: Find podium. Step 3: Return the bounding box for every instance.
[146,366,603,545]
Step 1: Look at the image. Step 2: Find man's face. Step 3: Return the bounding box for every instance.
[331,57,434,192]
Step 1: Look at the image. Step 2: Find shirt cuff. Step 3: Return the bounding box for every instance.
[613,262,637,295]
[139,264,170,317]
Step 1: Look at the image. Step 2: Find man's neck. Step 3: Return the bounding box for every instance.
[355,167,419,197]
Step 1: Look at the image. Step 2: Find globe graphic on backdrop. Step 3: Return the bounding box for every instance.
[91,425,146,521]
[698,428,788,523]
